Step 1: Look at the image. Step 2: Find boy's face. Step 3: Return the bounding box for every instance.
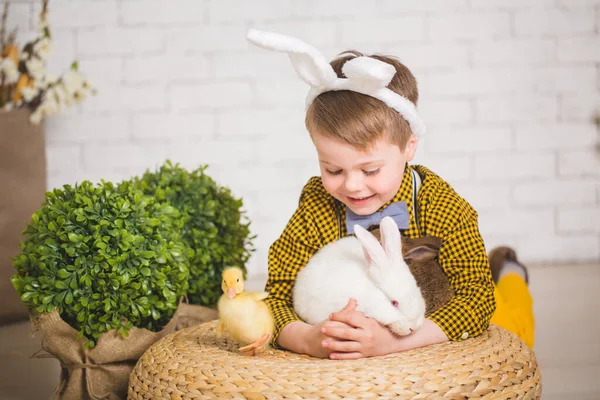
[312,132,418,216]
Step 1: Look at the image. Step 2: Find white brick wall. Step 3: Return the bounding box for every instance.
[7,0,598,274]
[475,153,556,180]
[169,81,254,109]
[35,0,118,28]
[428,12,511,41]
[514,8,596,36]
[124,54,211,83]
[120,0,205,25]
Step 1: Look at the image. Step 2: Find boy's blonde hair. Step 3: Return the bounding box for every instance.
[305,51,419,152]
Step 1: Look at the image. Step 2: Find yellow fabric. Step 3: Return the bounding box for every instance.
[490,274,535,348]
[265,164,496,347]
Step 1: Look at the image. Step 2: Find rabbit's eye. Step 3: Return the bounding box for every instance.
[391,300,399,307]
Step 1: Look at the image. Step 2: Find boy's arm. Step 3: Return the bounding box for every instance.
[424,185,496,341]
[264,177,339,350]
[264,197,324,349]
[264,236,310,348]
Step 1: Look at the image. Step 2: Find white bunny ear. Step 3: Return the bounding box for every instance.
[246,28,337,88]
[354,225,387,268]
[342,57,396,89]
[379,216,403,264]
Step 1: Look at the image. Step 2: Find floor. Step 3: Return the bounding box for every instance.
[0,263,598,399]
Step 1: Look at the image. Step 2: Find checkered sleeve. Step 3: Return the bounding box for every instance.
[264,179,333,348]
[423,182,497,341]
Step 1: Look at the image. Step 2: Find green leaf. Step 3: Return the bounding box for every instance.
[55,280,68,289]
[162,287,173,299]
[141,251,154,258]
[21,292,35,302]
[56,291,66,303]
[58,269,70,279]
[77,311,86,323]
[69,276,78,290]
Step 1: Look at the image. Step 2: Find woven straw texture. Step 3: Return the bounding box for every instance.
[128,321,541,399]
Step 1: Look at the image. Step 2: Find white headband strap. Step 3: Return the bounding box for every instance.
[246,28,426,137]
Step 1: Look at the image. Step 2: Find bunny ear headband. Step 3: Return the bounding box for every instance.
[245,28,426,137]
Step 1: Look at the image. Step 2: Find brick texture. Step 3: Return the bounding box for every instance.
[6,0,596,272]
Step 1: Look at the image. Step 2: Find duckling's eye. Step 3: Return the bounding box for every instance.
[236,278,239,282]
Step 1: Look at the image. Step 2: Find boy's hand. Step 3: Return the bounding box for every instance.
[305,319,352,358]
[324,298,400,360]
[304,301,356,358]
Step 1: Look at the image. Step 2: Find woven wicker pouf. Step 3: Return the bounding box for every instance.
[128,321,541,399]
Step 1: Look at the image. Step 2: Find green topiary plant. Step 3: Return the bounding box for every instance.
[134,161,255,308]
[11,180,191,348]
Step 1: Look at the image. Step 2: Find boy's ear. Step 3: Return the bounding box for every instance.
[403,134,419,161]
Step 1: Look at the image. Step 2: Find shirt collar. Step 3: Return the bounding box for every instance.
[380,163,419,236]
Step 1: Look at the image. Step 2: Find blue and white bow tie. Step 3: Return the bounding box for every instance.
[345,201,409,235]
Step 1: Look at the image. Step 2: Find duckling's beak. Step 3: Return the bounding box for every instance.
[227,287,236,299]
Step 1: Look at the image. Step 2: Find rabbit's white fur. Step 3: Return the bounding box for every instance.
[293,217,425,336]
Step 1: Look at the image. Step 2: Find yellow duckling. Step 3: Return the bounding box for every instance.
[216,267,274,356]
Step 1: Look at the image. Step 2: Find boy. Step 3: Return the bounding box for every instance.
[246,30,533,359]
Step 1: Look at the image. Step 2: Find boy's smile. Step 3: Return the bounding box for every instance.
[312,132,418,216]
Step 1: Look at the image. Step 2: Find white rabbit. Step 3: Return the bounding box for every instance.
[293,216,425,336]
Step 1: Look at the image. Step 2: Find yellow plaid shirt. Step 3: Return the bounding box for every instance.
[265,164,496,346]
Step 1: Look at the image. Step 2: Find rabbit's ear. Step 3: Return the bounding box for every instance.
[404,245,438,262]
[403,237,442,262]
[354,225,387,268]
[379,217,403,264]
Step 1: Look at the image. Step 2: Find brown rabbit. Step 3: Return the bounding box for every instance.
[370,229,453,316]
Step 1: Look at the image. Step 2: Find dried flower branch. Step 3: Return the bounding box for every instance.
[0,0,95,123]
[0,3,8,47]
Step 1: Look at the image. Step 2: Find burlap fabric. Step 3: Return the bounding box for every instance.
[0,109,46,324]
[32,302,217,400]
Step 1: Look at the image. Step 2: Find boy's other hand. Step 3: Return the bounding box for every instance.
[304,299,357,358]
[325,298,399,359]
[306,319,354,359]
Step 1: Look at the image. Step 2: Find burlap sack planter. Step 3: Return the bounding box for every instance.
[32,302,217,400]
[0,109,46,325]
